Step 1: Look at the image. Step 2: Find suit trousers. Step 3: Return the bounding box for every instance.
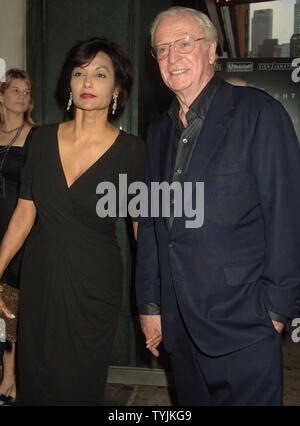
[168,309,283,406]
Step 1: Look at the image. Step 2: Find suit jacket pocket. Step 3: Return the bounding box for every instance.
[223,259,264,286]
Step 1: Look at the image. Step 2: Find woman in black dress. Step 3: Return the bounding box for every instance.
[0,69,38,405]
[0,38,145,405]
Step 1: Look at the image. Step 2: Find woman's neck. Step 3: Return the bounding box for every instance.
[72,109,115,140]
[1,111,24,131]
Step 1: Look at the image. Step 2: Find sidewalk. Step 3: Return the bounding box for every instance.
[1,335,299,406]
[104,335,300,406]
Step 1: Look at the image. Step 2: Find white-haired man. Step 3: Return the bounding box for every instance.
[136,7,300,405]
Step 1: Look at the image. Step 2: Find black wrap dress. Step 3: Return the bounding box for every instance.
[17,124,145,405]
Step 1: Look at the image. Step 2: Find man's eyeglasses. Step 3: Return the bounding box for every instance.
[151,35,206,60]
[10,87,31,97]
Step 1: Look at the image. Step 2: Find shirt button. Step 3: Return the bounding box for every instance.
[169,242,174,248]
[176,169,182,175]
[182,138,188,144]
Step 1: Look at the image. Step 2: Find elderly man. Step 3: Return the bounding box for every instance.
[135,6,300,406]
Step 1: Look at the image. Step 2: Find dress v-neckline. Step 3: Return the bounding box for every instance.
[56,124,121,190]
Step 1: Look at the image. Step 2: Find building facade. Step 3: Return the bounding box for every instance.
[251,9,273,57]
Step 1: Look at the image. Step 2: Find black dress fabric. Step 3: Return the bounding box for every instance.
[0,127,37,289]
[16,124,145,406]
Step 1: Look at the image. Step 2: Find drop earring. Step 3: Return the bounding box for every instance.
[66,91,73,111]
[112,94,118,115]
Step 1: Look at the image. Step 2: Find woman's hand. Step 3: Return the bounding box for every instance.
[0,295,15,319]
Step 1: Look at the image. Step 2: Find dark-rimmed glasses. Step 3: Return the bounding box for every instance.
[151,35,206,60]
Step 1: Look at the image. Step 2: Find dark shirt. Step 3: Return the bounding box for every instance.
[168,74,221,228]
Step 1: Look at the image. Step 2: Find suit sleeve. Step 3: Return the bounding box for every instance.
[251,98,300,319]
[135,124,161,308]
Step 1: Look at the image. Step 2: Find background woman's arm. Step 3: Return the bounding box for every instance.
[0,199,36,278]
[0,199,36,318]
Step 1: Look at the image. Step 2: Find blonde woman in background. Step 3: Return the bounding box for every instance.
[0,69,38,406]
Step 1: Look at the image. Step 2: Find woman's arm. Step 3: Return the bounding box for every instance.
[0,199,36,318]
[0,199,36,279]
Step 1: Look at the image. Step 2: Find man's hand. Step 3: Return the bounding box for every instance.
[0,295,15,319]
[140,314,162,358]
[272,320,284,334]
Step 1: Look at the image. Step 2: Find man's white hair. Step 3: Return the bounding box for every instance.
[150,6,218,47]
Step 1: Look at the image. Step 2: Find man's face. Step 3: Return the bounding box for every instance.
[153,13,216,101]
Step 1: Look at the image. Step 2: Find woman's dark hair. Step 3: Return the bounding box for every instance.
[56,37,133,120]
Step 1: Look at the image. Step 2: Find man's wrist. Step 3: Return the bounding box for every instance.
[268,310,288,325]
[139,303,161,315]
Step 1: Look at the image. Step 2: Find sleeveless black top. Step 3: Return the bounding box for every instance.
[0,127,37,289]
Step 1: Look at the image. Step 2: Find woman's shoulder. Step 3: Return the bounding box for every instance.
[27,123,58,139]
[119,130,145,154]
[31,123,59,142]
[118,131,146,178]
[32,123,58,135]
[24,123,59,154]
[24,124,41,144]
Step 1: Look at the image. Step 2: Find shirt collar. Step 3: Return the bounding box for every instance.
[168,74,222,126]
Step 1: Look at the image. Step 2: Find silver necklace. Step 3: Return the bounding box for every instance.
[0,123,24,134]
[0,122,25,198]
[0,122,25,154]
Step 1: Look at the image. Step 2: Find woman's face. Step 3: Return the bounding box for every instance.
[70,50,118,113]
[0,78,31,116]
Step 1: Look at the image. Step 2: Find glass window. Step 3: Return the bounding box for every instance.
[218,0,298,58]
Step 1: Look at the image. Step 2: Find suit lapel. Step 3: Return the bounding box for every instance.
[170,82,236,234]
[154,115,174,232]
[157,82,236,184]
[159,116,174,183]
[185,81,235,183]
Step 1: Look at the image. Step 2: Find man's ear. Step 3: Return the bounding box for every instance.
[208,41,217,65]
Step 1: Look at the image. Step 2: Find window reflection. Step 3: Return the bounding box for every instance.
[219,0,298,58]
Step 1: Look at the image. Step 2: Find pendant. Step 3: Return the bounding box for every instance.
[0,174,6,198]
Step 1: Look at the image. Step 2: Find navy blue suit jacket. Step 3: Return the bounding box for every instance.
[136,80,300,356]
